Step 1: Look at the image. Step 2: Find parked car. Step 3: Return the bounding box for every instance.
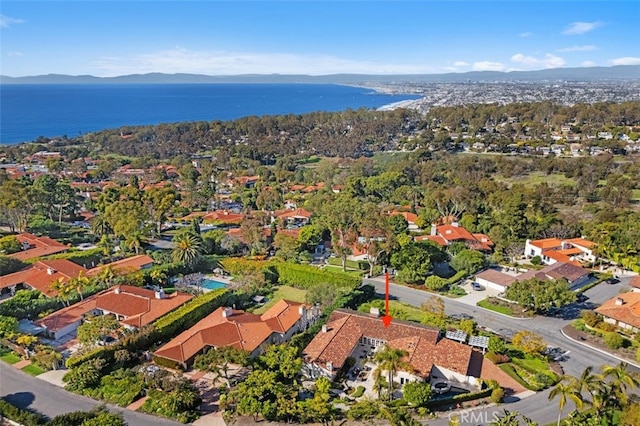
[471,282,484,291]
[606,277,620,284]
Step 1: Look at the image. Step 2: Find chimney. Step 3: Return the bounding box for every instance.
[370,307,380,317]
[298,305,306,316]
[430,224,437,236]
[452,222,459,227]
[321,324,328,333]
[114,287,121,294]
[327,362,333,372]
[155,289,165,299]
[615,298,624,306]
[47,267,55,275]
[222,307,233,318]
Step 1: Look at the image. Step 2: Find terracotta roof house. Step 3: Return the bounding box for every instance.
[595,292,640,333]
[524,237,596,266]
[274,208,313,228]
[36,285,193,340]
[475,262,592,293]
[0,259,87,297]
[201,210,245,226]
[302,309,482,388]
[8,233,69,261]
[630,276,640,292]
[154,300,317,368]
[87,254,154,277]
[389,211,420,231]
[418,223,494,252]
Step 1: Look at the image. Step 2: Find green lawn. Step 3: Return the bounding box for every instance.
[253,285,308,314]
[632,189,640,201]
[323,264,365,276]
[21,364,45,376]
[477,298,514,316]
[0,352,22,365]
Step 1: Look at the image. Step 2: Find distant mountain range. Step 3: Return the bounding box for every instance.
[1,65,639,84]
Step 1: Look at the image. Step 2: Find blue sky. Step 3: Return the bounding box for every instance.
[1,1,639,77]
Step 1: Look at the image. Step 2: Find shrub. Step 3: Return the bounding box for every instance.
[604,332,624,349]
[596,321,617,332]
[347,399,381,421]
[490,387,504,403]
[486,352,510,364]
[424,275,448,291]
[0,399,46,425]
[530,255,542,265]
[582,310,601,328]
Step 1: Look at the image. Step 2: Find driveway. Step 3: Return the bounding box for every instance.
[457,279,502,306]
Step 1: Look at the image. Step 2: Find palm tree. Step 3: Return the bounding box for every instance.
[600,362,640,408]
[126,231,145,255]
[171,232,203,267]
[91,214,112,237]
[50,277,75,307]
[549,379,583,426]
[374,345,413,401]
[70,271,90,301]
[573,366,601,405]
[96,266,116,288]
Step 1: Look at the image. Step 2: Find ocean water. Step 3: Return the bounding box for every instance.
[0,84,420,145]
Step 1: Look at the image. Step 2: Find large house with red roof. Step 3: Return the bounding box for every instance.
[8,233,70,261]
[415,223,494,252]
[0,255,154,297]
[475,261,592,292]
[154,300,318,368]
[37,285,193,340]
[595,292,640,334]
[524,237,596,266]
[302,309,484,388]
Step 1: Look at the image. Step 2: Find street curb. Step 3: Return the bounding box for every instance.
[560,328,640,369]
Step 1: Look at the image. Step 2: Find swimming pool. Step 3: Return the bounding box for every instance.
[202,278,227,290]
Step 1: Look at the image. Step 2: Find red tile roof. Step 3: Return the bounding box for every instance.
[595,292,640,330]
[87,255,154,276]
[0,259,87,297]
[630,276,640,290]
[389,211,419,225]
[201,210,245,225]
[154,300,305,364]
[302,309,473,379]
[275,208,312,219]
[36,285,193,332]
[8,233,69,261]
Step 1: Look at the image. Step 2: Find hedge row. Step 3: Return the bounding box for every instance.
[27,248,104,267]
[446,270,468,285]
[273,262,361,289]
[425,387,492,409]
[498,363,537,391]
[152,288,230,337]
[0,398,47,425]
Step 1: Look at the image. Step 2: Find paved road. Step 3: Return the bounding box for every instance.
[364,277,638,425]
[0,362,182,426]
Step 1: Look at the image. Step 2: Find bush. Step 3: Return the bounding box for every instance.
[424,275,448,291]
[347,399,381,421]
[0,399,47,425]
[596,321,617,332]
[582,310,601,328]
[604,332,624,349]
[351,385,365,398]
[490,387,504,403]
[485,352,510,364]
[274,261,361,289]
[530,255,542,265]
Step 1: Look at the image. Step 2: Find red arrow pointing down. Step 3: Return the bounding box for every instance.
[381,271,393,327]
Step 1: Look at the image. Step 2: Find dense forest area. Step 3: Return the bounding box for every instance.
[2,101,639,162]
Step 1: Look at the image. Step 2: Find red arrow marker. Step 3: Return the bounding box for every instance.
[381,271,393,328]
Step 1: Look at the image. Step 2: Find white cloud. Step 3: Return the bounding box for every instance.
[7,51,24,57]
[511,53,565,69]
[472,61,505,72]
[453,61,469,67]
[519,32,533,38]
[562,21,604,35]
[90,47,439,77]
[610,57,640,65]
[0,14,25,28]
[557,45,597,52]
[581,60,597,67]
